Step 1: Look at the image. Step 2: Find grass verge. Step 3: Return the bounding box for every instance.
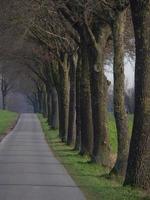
[39,114,149,200]
[0,110,18,137]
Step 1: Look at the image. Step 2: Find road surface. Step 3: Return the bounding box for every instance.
[0,114,85,200]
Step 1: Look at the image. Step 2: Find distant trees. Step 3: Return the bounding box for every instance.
[0,72,9,110]
[107,87,135,114]
[125,88,134,114]
[0,65,16,110]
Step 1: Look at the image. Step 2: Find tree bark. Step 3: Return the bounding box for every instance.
[88,24,111,166]
[42,89,48,118]
[67,55,76,145]
[46,86,52,126]
[110,10,129,176]
[57,93,63,138]
[79,37,93,155]
[37,86,43,113]
[51,87,59,129]
[2,93,6,110]
[74,54,82,151]
[58,54,70,142]
[1,76,7,110]
[124,0,150,190]
[37,92,42,113]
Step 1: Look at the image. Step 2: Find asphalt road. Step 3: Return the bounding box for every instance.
[0,114,85,200]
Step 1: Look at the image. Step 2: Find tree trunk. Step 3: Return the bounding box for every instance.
[46,86,52,126]
[67,55,76,145]
[58,55,69,142]
[51,87,59,129]
[37,89,42,113]
[89,24,111,166]
[35,95,39,113]
[2,93,6,110]
[57,93,63,138]
[42,90,47,118]
[110,11,129,176]
[124,1,150,190]
[74,54,82,151]
[79,38,93,155]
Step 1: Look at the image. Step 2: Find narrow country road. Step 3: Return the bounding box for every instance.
[0,114,85,200]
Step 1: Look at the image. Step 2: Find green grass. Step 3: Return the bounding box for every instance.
[108,113,133,153]
[39,114,149,200]
[0,110,18,136]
